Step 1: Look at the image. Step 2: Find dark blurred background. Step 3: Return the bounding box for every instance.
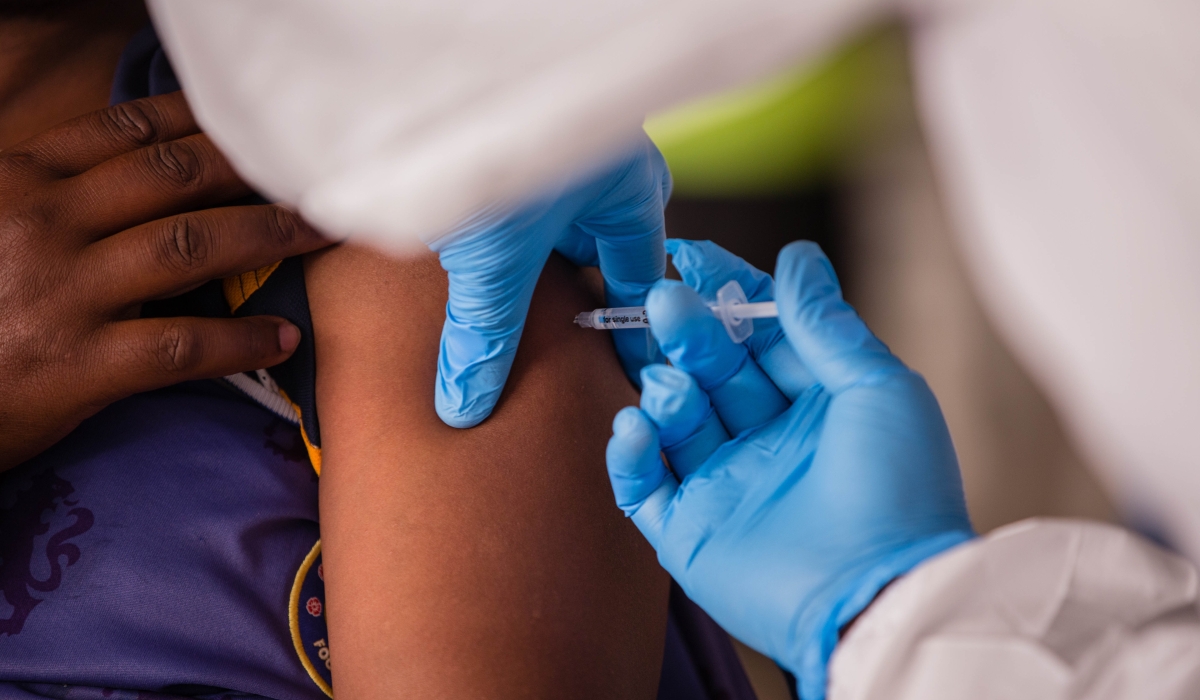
[665,191,841,279]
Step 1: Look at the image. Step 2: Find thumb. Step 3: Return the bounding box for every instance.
[433,210,555,427]
[774,241,902,393]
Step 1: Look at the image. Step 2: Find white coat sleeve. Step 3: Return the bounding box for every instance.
[829,519,1200,700]
[144,0,889,251]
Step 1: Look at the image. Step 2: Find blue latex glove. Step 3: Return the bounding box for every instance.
[606,239,974,699]
[429,134,670,427]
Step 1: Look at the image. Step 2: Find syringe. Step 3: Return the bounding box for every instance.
[574,280,776,343]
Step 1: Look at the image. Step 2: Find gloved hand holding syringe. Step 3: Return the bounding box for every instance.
[575,280,776,343]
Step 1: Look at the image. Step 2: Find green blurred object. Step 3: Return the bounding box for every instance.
[644,25,907,197]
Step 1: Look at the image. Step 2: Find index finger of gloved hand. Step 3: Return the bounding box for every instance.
[647,280,790,435]
[666,238,816,401]
[434,220,552,428]
[553,227,599,267]
[639,365,730,479]
[577,139,670,379]
[580,139,668,308]
[87,205,330,305]
[3,92,198,180]
[607,407,677,549]
[774,241,903,393]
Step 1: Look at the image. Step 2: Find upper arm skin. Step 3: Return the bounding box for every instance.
[305,245,669,699]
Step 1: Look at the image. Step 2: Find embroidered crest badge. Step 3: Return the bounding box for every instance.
[290,540,332,696]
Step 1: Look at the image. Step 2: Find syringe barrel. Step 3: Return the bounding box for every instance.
[576,306,649,330]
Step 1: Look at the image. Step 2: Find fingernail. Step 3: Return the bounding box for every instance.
[278,323,301,353]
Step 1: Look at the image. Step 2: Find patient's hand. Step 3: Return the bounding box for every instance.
[307,247,669,698]
[0,92,330,471]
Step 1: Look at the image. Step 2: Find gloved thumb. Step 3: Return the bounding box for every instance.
[433,214,553,427]
[774,241,902,393]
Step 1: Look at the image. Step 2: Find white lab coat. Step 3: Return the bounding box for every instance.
[147,0,1200,696]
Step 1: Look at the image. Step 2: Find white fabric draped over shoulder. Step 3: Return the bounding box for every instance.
[147,0,1200,697]
[831,520,1200,699]
[146,0,887,249]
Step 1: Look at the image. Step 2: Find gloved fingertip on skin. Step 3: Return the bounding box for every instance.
[434,394,492,429]
[434,353,509,429]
